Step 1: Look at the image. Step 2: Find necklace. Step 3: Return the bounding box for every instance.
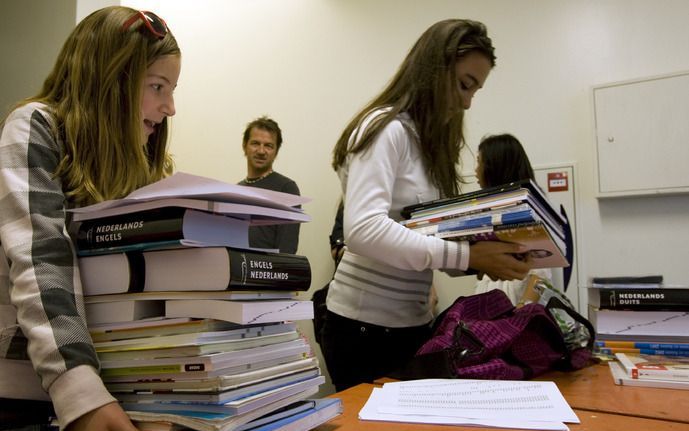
[244,170,273,184]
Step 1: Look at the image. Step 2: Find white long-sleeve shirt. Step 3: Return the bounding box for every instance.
[327,110,469,327]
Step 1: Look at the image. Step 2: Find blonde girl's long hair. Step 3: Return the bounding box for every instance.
[27,6,179,206]
[331,19,495,198]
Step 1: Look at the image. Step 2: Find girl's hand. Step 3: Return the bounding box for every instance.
[468,241,532,281]
[66,402,138,431]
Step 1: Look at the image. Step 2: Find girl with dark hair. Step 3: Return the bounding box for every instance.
[322,19,532,392]
[475,133,535,188]
[474,133,553,305]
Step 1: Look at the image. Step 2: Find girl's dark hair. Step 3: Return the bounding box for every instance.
[332,19,495,198]
[478,133,535,187]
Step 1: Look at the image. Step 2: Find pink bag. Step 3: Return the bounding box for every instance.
[398,289,594,380]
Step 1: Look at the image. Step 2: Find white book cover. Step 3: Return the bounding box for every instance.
[165,299,314,325]
[589,307,689,337]
[85,291,297,303]
[100,338,311,372]
[69,172,311,219]
[89,319,294,344]
[102,353,310,383]
[97,331,301,361]
[93,322,296,351]
[115,369,321,404]
[71,197,310,223]
[609,361,689,390]
[614,352,689,381]
[85,299,165,326]
[106,357,319,393]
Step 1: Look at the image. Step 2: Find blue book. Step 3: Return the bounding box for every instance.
[598,347,689,357]
[596,340,689,350]
[121,375,324,414]
[125,389,320,430]
[242,398,342,431]
[437,207,536,233]
[142,399,315,423]
[234,400,316,431]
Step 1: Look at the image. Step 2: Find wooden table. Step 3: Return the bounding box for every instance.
[314,363,689,430]
[537,363,689,423]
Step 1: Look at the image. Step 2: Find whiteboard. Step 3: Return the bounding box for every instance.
[593,70,689,198]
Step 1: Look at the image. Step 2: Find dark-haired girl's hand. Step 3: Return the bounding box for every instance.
[468,241,532,281]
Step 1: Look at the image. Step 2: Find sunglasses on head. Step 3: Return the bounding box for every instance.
[122,10,168,40]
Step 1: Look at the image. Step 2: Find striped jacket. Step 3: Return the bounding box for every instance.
[0,102,115,427]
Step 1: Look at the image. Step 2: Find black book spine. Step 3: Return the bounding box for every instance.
[596,288,689,310]
[226,248,312,291]
[400,180,528,219]
[76,207,187,250]
[80,247,313,295]
[592,275,664,284]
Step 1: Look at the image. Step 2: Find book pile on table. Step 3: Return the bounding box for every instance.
[586,275,689,390]
[399,179,571,269]
[71,172,342,430]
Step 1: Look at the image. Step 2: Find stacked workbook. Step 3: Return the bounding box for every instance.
[587,276,689,390]
[70,172,342,431]
[400,179,570,269]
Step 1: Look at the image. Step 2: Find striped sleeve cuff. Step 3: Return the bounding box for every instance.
[457,240,470,271]
[438,239,469,272]
[48,365,116,430]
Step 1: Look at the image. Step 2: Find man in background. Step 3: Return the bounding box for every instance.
[238,116,301,254]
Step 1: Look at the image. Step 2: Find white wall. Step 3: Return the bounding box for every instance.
[120,0,689,284]
[10,0,689,395]
[118,0,689,395]
[77,0,117,21]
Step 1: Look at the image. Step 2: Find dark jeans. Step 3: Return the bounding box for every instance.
[0,399,56,431]
[320,310,432,392]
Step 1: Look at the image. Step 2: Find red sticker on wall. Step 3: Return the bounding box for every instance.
[547,172,568,192]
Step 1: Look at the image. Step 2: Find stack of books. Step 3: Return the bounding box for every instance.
[400,179,570,269]
[71,172,342,431]
[587,276,689,390]
[609,352,689,390]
